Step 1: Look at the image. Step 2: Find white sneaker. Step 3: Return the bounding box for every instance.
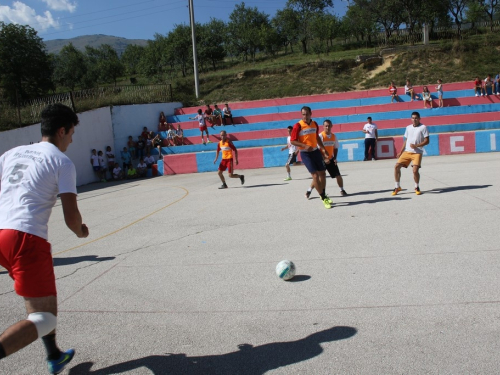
[475,94,479,97]
[481,94,484,96]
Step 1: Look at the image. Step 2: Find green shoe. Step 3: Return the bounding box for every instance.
[323,198,332,209]
[284,177,292,181]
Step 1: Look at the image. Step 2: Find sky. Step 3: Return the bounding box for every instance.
[0,0,349,42]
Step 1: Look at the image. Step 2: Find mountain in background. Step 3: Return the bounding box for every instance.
[43,34,149,55]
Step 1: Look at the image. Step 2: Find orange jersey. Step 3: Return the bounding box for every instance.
[320,131,337,157]
[218,140,236,159]
[290,120,319,149]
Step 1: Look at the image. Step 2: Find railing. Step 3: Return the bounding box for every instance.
[0,84,172,130]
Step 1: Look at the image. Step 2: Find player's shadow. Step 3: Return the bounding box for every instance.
[426,185,491,194]
[53,255,115,267]
[69,326,357,375]
[337,197,411,206]
[244,183,287,188]
[346,189,393,196]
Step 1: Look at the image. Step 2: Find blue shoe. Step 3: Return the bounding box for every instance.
[47,349,75,374]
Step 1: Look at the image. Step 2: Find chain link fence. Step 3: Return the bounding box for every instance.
[0,84,173,131]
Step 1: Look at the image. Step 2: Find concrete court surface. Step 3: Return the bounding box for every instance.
[0,152,499,375]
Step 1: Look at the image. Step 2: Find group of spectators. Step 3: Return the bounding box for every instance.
[159,112,184,147]
[188,103,235,145]
[388,79,444,108]
[474,74,500,96]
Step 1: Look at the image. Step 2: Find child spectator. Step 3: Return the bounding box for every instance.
[151,131,163,158]
[474,77,485,97]
[436,79,444,108]
[126,163,138,179]
[422,86,433,109]
[484,74,494,96]
[137,158,148,177]
[146,133,153,153]
[166,124,177,146]
[141,126,149,141]
[144,151,155,168]
[121,146,131,171]
[389,81,399,103]
[176,124,184,145]
[189,109,211,145]
[136,136,145,160]
[495,72,500,95]
[105,146,115,177]
[159,112,167,129]
[112,162,124,180]
[223,103,234,125]
[404,79,418,101]
[212,105,223,126]
[90,149,101,181]
[98,150,107,182]
[127,135,136,159]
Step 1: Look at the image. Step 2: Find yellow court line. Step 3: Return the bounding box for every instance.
[51,186,189,257]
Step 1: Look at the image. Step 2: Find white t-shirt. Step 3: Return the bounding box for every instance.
[106,151,114,163]
[363,123,377,139]
[137,162,147,169]
[91,154,99,166]
[286,136,297,154]
[144,156,155,165]
[195,114,206,127]
[98,155,106,168]
[113,167,122,177]
[223,107,231,115]
[0,142,77,240]
[404,124,429,154]
[404,84,412,93]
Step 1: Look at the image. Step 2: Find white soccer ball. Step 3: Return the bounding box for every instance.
[276,260,296,281]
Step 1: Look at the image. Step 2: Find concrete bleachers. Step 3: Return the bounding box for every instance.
[158,81,500,175]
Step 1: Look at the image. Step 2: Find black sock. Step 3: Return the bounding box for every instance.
[320,193,326,200]
[0,342,6,359]
[42,334,62,360]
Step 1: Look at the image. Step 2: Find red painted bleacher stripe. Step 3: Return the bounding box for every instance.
[174,81,474,115]
[163,153,198,175]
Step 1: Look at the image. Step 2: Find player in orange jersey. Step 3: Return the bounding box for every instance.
[213,130,245,189]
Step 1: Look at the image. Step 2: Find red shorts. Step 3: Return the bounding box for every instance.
[0,229,56,298]
[218,158,233,173]
[199,125,208,132]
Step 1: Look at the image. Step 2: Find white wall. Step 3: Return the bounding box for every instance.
[0,102,181,186]
[110,102,181,164]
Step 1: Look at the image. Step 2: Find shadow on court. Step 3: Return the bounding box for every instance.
[336,197,411,206]
[426,185,492,194]
[289,275,311,282]
[243,183,288,188]
[69,326,357,375]
[53,255,115,267]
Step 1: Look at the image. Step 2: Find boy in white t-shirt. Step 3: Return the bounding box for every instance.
[0,104,88,373]
[189,109,211,145]
[362,117,378,161]
[281,126,300,181]
[112,162,124,180]
[392,111,430,196]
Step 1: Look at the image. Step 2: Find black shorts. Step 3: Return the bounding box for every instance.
[325,158,341,178]
[286,153,297,165]
[300,149,326,174]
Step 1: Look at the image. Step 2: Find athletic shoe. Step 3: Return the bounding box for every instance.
[324,195,333,204]
[415,187,422,195]
[240,175,245,185]
[284,177,292,181]
[47,349,75,375]
[481,94,484,96]
[305,191,311,199]
[340,190,348,196]
[323,198,332,209]
[207,140,212,144]
[475,94,479,97]
[391,187,402,196]
[218,183,228,189]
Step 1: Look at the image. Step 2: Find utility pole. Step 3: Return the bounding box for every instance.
[188,0,200,98]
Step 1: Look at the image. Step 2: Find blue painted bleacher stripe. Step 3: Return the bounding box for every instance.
[475,129,500,152]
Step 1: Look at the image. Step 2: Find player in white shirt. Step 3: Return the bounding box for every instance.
[281,126,300,181]
[0,104,88,374]
[392,111,430,196]
[189,109,211,145]
[362,117,378,161]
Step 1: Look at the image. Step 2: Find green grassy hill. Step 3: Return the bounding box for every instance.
[43,34,148,55]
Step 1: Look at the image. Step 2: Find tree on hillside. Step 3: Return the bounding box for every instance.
[227,2,270,61]
[94,44,124,85]
[166,24,193,78]
[349,0,402,42]
[139,34,171,81]
[447,0,472,36]
[476,0,499,30]
[0,22,53,104]
[122,44,145,76]
[197,19,227,71]
[52,43,87,90]
[343,3,377,45]
[284,0,334,54]
[272,8,300,53]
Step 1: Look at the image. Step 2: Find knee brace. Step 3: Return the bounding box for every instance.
[27,312,57,338]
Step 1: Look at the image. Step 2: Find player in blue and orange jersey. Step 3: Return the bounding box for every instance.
[213,130,245,189]
[290,106,332,209]
[306,119,347,199]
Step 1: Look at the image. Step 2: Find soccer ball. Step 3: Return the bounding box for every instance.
[276,260,296,281]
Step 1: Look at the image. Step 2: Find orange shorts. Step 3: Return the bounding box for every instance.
[397,151,422,168]
[0,229,56,298]
[218,158,234,173]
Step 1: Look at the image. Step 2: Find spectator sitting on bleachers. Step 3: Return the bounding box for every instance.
[144,151,155,168]
[404,79,419,101]
[205,105,214,127]
[127,163,138,179]
[223,103,234,125]
[159,112,167,130]
[166,124,177,146]
[212,105,223,126]
[474,76,485,97]
[127,135,136,159]
[422,86,433,109]
[151,131,163,158]
[136,136,145,160]
[176,124,184,145]
[389,81,399,103]
[112,162,124,180]
[495,72,500,95]
[484,74,494,96]
[137,158,147,177]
